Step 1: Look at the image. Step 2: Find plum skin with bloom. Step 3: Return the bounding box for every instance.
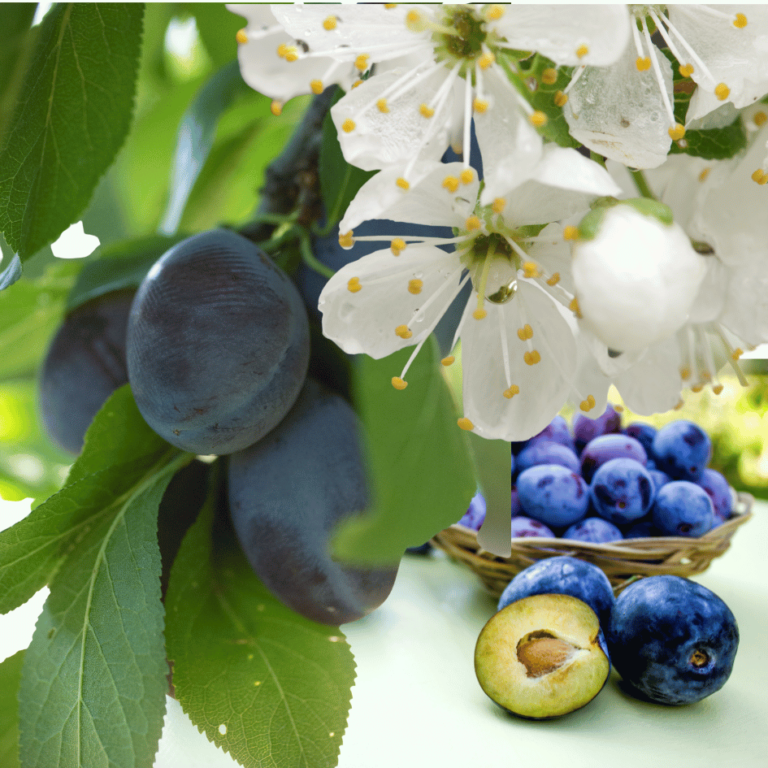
[590,458,654,525]
[497,556,615,628]
[652,420,712,482]
[516,465,590,528]
[580,433,647,484]
[651,481,714,537]
[608,575,739,705]
[563,517,623,544]
[516,440,580,476]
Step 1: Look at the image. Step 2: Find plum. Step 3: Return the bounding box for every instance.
[497,556,615,627]
[563,517,623,544]
[39,289,134,454]
[580,433,647,483]
[623,422,657,458]
[573,404,621,453]
[516,440,580,475]
[652,420,712,481]
[510,516,555,538]
[456,491,486,530]
[697,468,733,523]
[475,594,611,719]
[516,465,590,528]
[590,458,654,525]
[608,575,739,705]
[127,229,310,455]
[651,481,714,537]
[227,378,399,625]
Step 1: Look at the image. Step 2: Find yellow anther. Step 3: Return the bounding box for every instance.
[668,124,686,141]
[310,79,324,95]
[524,350,541,366]
[546,272,560,286]
[680,367,691,380]
[473,98,489,114]
[277,43,288,58]
[342,118,356,133]
[698,168,711,182]
[674,399,685,410]
[733,12,748,28]
[679,63,694,78]
[377,98,390,113]
[753,111,767,127]
[396,177,410,191]
[391,377,408,390]
[406,10,426,31]
[351,80,363,89]
[751,169,767,184]
[614,404,624,412]
[503,385,520,399]
[465,215,482,231]
[355,54,370,71]
[478,52,495,70]
[419,103,435,118]
[460,169,474,184]
[457,417,475,431]
[486,4,504,21]
[408,279,423,295]
[284,48,299,63]
[323,15,338,30]
[385,3,397,8]
[554,91,568,107]
[391,238,407,256]
[712,384,724,395]
[636,56,651,72]
[541,68,558,85]
[270,101,283,117]
[517,324,533,341]
[563,225,579,241]
[522,262,540,279]
[492,198,506,214]
[569,297,582,317]
[579,395,596,412]
[339,230,355,248]
[347,277,362,293]
[691,384,704,393]
[441,355,455,367]
[236,29,248,45]
[395,324,413,339]
[442,176,460,193]
[576,44,589,59]
[473,308,488,320]
[529,110,547,127]
[758,173,768,186]
[715,83,730,100]
[732,347,744,360]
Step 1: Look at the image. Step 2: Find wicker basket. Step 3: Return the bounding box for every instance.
[431,491,755,597]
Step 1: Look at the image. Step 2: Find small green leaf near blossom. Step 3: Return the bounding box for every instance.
[0,649,24,768]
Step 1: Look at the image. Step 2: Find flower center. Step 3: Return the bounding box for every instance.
[437,6,487,70]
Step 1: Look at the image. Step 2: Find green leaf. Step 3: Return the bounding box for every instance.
[0,260,79,381]
[332,336,476,565]
[18,453,185,768]
[0,649,24,768]
[65,234,188,312]
[0,4,144,267]
[183,3,243,70]
[166,484,356,768]
[319,91,376,230]
[508,54,579,149]
[0,4,36,143]
[159,61,252,235]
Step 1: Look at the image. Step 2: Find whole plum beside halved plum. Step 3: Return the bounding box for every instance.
[476,594,611,719]
[227,378,399,625]
[651,481,714,537]
[652,420,712,482]
[590,458,654,525]
[608,575,738,705]
[516,465,589,528]
[39,289,134,454]
[497,556,615,627]
[127,229,310,454]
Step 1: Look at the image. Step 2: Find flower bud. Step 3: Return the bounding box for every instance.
[571,201,706,352]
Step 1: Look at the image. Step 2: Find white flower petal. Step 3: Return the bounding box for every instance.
[318,246,464,358]
[495,5,631,67]
[719,258,768,345]
[613,338,683,415]
[563,44,674,169]
[526,225,577,296]
[461,281,577,441]
[340,161,476,233]
[331,67,457,171]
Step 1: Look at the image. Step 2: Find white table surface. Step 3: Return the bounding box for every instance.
[2,499,766,768]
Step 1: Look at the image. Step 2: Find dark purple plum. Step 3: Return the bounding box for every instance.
[590,458,654,525]
[516,465,589,528]
[516,440,580,475]
[530,415,576,453]
[651,481,714,537]
[563,517,623,544]
[623,422,657,459]
[573,404,621,453]
[457,491,486,530]
[623,520,658,539]
[127,229,310,454]
[608,575,739,705]
[580,434,648,483]
[649,468,672,495]
[697,468,732,523]
[497,556,615,627]
[227,378,399,625]
[652,420,712,482]
[510,486,522,517]
[39,289,134,454]
[510,516,555,538]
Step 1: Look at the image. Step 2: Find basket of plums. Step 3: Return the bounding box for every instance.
[432,405,753,597]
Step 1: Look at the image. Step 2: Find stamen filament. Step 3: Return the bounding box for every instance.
[641,18,677,128]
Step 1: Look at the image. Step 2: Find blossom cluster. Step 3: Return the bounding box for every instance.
[229,3,768,441]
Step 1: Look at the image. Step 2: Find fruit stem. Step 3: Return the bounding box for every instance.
[629,169,657,201]
[299,232,335,279]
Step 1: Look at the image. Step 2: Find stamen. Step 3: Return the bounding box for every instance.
[576,44,589,59]
[541,68,558,85]
[546,273,560,286]
[355,54,370,71]
[669,124,686,141]
[405,9,426,33]
[443,176,460,192]
[636,57,651,71]
[473,308,488,320]
[503,385,520,399]
[754,111,767,127]
[563,225,579,241]
[554,91,568,107]
[485,4,505,21]
[579,394,596,412]
[679,63,694,77]
[342,119,356,133]
[310,79,324,95]
[419,103,435,118]
[478,51,495,70]
[522,262,540,278]
[639,17,678,130]
[564,64,587,95]
[492,198,506,214]
[408,279,423,294]
[473,98,488,114]
[377,98,390,113]
[460,169,474,184]
[698,168,711,182]
[529,111,548,127]
[442,356,455,366]
[497,308,513,391]
[715,83,730,101]
[733,12,748,28]
[392,377,408,390]
[270,101,283,117]
[465,215,482,231]
[524,350,541,365]
[347,277,362,293]
[396,177,410,191]
[457,417,475,431]
[656,12,723,93]
[395,324,413,339]
[339,231,355,248]
[569,297,582,317]
[517,324,533,340]
[236,29,248,45]
[323,15,338,31]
